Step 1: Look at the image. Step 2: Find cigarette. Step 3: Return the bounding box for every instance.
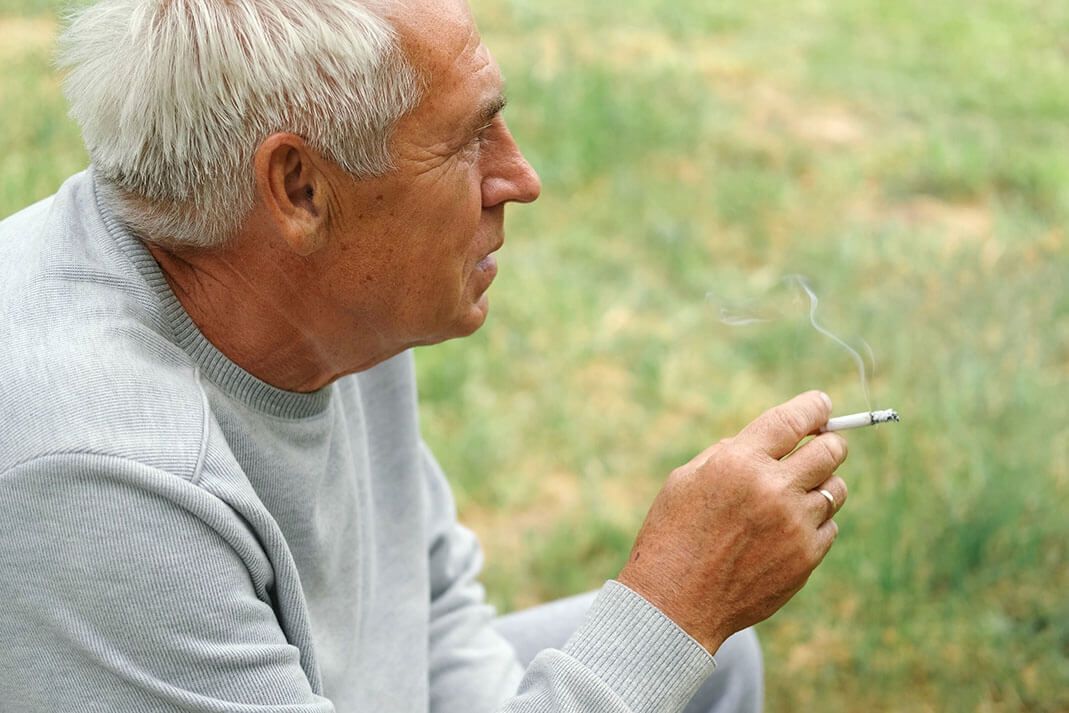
[821,409,900,432]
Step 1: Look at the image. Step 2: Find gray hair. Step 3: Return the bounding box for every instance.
[58,0,422,248]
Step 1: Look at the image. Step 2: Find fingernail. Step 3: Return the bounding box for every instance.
[819,392,832,411]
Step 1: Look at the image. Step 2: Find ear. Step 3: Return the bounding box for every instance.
[253,134,330,256]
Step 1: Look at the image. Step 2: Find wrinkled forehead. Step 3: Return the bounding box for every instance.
[385,0,487,83]
[383,0,501,139]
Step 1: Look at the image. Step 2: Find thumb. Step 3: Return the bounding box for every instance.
[735,391,833,459]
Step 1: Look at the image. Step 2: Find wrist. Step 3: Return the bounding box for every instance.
[616,567,729,655]
[563,581,719,712]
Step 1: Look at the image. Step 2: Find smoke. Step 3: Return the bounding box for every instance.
[707,274,874,409]
[788,275,872,409]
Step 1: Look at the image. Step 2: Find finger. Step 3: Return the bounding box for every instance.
[806,475,848,526]
[737,391,834,460]
[812,518,840,566]
[783,432,848,490]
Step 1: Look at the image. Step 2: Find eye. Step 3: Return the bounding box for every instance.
[472,122,494,147]
[457,125,492,161]
[476,115,505,145]
[457,114,502,159]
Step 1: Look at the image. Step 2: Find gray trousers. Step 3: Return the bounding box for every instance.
[494,591,764,713]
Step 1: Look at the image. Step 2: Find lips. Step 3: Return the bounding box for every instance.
[477,239,502,272]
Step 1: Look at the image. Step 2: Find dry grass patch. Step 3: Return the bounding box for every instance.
[485,25,743,81]
[0,16,55,61]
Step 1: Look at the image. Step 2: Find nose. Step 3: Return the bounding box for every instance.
[481,121,542,208]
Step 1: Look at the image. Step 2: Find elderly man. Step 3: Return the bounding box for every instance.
[0,0,849,711]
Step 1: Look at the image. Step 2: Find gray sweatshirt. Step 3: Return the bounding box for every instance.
[0,171,715,712]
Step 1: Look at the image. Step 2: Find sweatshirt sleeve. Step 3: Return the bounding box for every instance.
[421,443,718,713]
[500,581,717,713]
[0,454,333,713]
[422,442,527,712]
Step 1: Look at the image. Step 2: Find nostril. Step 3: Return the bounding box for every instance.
[518,165,542,203]
[481,171,541,207]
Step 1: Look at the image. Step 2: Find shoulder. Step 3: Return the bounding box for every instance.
[0,175,208,479]
[0,312,209,480]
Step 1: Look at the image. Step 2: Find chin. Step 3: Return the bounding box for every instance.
[455,296,490,337]
[422,296,490,346]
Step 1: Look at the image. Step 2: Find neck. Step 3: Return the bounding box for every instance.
[145,232,394,393]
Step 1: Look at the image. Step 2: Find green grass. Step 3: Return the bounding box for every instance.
[4,1,1068,710]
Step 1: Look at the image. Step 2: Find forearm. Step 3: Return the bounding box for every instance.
[497,582,716,713]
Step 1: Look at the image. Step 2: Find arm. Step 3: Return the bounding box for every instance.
[0,454,332,712]
[422,443,715,713]
[427,392,847,713]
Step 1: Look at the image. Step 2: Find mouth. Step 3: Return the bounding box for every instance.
[474,242,501,296]
[477,239,503,272]
[476,253,497,275]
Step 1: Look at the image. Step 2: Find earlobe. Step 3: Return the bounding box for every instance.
[284,214,328,257]
[285,184,328,257]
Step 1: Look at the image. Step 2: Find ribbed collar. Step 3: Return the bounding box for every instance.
[92,173,333,419]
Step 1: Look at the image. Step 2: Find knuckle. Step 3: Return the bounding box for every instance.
[709,443,753,479]
[774,407,809,438]
[806,540,825,567]
[666,465,691,488]
[824,523,840,551]
[816,522,839,559]
[807,390,832,419]
[800,537,821,568]
[757,475,787,505]
[778,506,807,536]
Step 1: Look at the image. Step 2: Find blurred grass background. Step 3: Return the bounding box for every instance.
[2,0,1067,710]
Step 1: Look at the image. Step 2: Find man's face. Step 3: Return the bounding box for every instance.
[317,0,541,352]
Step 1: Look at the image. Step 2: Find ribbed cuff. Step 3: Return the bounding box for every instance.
[562,580,717,713]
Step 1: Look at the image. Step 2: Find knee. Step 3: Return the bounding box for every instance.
[717,628,764,713]
[719,627,763,681]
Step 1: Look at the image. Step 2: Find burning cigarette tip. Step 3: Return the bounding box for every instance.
[870,409,900,424]
[821,408,900,432]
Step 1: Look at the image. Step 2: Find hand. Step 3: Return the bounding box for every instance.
[616,391,848,654]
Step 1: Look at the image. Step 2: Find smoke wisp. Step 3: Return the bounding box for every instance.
[707,274,874,409]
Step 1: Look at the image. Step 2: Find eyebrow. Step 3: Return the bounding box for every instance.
[470,94,508,135]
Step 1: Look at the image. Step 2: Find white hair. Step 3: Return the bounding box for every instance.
[58,0,422,248]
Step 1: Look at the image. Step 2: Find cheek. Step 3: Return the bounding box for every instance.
[456,162,486,223]
[403,158,486,290]
[443,169,486,256]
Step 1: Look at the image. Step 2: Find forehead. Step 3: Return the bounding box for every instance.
[388,0,502,126]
